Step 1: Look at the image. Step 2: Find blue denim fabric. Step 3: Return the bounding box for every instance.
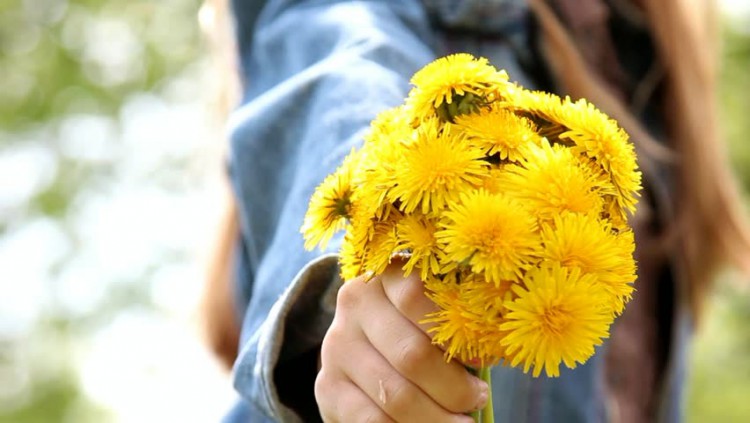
[225,1,688,421]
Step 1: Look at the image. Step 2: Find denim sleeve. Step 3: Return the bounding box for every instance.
[225,1,436,421]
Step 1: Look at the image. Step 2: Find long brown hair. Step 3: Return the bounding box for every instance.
[198,0,242,369]
[203,0,750,369]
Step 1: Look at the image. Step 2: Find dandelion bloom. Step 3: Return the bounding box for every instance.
[500,265,613,377]
[395,213,442,280]
[424,272,512,365]
[437,190,539,283]
[388,119,488,214]
[540,213,636,314]
[498,140,611,221]
[339,231,366,281]
[454,106,542,162]
[300,151,360,249]
[509,90,641,217]
[407,53,510,123]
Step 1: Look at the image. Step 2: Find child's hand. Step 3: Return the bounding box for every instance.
[315,259,489,422]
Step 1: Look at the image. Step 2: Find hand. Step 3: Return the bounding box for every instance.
[315,259,489,422]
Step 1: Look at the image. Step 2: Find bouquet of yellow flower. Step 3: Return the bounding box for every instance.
[302,53,640,420]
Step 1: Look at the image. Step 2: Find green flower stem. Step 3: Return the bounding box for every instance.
[468,366,494,423]
[479,366,494,423]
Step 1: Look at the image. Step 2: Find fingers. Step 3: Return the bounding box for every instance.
[355,277,489,414]
[320,321,473,423]
[380,259,440,334]
[317,267,487,422]
[380,261,485,369]
[315,371,394,423]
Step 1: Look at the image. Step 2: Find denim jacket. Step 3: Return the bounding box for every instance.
[224,1,690,421]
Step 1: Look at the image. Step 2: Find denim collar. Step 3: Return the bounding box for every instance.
[422,0,528,34]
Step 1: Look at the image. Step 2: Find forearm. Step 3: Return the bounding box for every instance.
[226,1,438,420]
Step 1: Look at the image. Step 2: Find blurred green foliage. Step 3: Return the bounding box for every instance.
[686,22,750,423]
[721,28,750,189]
[687,285,750,422]
[0,322,112,423]
[0,0,203,135]
[0,0,204,421]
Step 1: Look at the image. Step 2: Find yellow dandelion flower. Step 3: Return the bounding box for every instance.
[338,201,404,280]
[361,217,400,276]
[454,107,542,162]
[460,273,516,319]
[424,272,519,365]
[348,186,382,221]
[423,274,483,363]
[363,106,412,146]
[388,120,489,214]
[339,230,366,281]
[498,140,611,221]
[479,168,507,195]
[510,90,641,214]
[500,264,613,377]
[301,150,361,250]
[395,214,442,280]
[407,54,510,122]
[561,128,640,214]
[423,272,507,365]
[356,119,413,212]
[344,198,374,247]
[602,195,630,230]
[540,213,636,314]
[436,190,539,283]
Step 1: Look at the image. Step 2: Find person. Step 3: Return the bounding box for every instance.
[200,0,750,421]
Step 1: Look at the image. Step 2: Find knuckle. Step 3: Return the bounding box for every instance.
[394,336,429,375]
[379,376,414,417]
[320,323,346,365]
[314,371,333,407]
[391,277,425,312]
[362,411,390,423]
[336,279,361,310]
[448,376,481,413]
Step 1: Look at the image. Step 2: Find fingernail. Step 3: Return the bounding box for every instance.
[474,379,489,410]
